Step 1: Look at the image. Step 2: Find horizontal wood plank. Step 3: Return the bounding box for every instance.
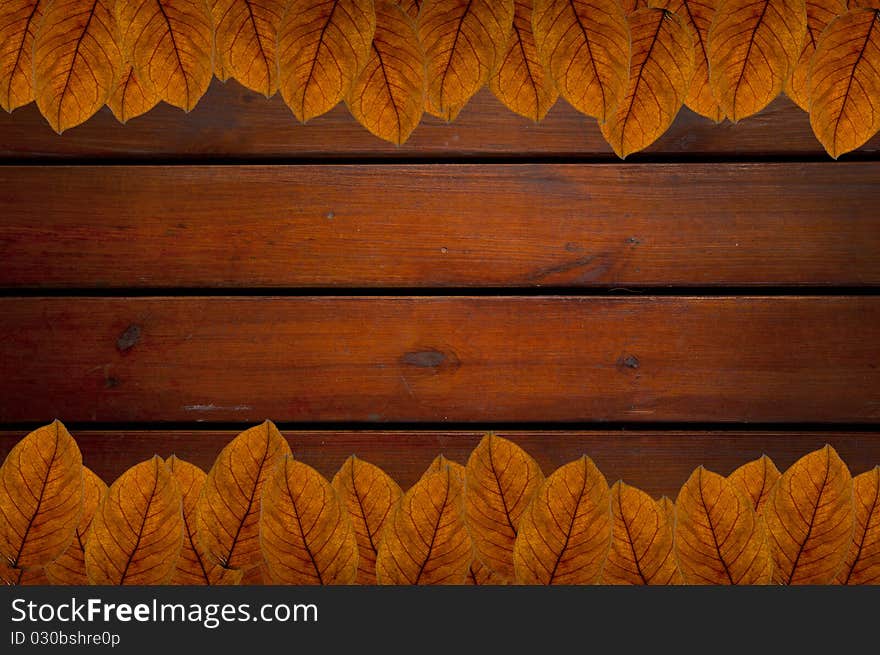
[1,82,877,160]
[2,163,878,288]
[0,297,877,423]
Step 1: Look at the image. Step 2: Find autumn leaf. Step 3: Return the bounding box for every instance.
[786,0,848,111]
[32,0,122,132]
[398,0,423,19]
[117,0,214,111]
[707,0,807,121]
[466,558,509,584]
[622,0,650,10]
[809,8,880,158]
[489,0,558,121]
[346,0,426,144]
[196,421,291,571]
[513,456,612,584]
[107,65,161,124]
[728,454,781,514]
[376,466,473,584]
[261,456,358,584]
[420,0,515,121]
[1,561,50,586]
[85,456,183,585]
[0,1,46,112]
[0,421,83,570]
[207,0,231,81]
[240,562,269,584]
[675,467,772,584]
[836,467,880,584]
[332,455,402,584]
[464,433,543,580]
[657,496,675,527]
[532,0,631,122]
[421,454,465,482]
[45,467,107,585]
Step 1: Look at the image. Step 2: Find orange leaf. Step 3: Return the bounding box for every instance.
[332,455,403,584]
[208,0,231,81]
[622,0,650,10]
[0,1,46,111]
[421,454,465,482]
[850,0,880,7]
[786,0,848,111]
[674,467,772,584]
[1,562,50,586]
[398,0,423,20]
[376,466,472,584]
[347,0,426,144]
[196,421,291,571]
[657,496,675,527]
[261,456,358,584]
[420,0,515,121]
[464,433,543,580]
[513,456,612,584]
[836,466,880,584]
[239,562,269,584]
[0,421,83,569]
[765,445,854,584]
[532,0,631,122]
[45,467,107,585]
[32,0,122,132]
[85,456,184,585]
[728,454,781,514]
[278,0,377,122]
[466,558,509,584]
[707,0,807,121]
[107,65,161,124]
[118,0,214,111]
[809,8,880,158]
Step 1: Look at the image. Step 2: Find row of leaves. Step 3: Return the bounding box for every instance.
[1,421,878,585]
[0,1,878,157]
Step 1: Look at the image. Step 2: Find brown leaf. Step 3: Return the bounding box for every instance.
[675,466,772,584]
[786,0,848,111]
[0,1,46,111]
[398,0,423,20]
[707,0,807,121]
[464,433,543,580]
[466,558,509,584]
[489,0,558,121]
[107,65,161,124]
[376,466,472,584]
[604,481,681,584]
[420,0,515,121]
[207,0,232,81]
[32,0,122,132]
[260,456,358,584]
[622,0,650,10]
[421,454,465,482]
[278,0,377,122]
[513,456,612,584]
[85,456,183,585]
[766,445,855,584]
[809,8,880,158]
[0,421,83,569]
[850,0,880,7]
[118,0,214,111]
[532,0,631,122]
[346,0,426,144]
[836,466,880,584]
[196,421,291,571]
[332,455,403,584]
[600,8,695,157]
[1,562,49,585]
[239,563,268,584]
[728,454,781,514]
[45,467,107,585]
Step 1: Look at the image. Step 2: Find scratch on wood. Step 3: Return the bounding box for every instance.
[184,404,253,412]
[116,324,141,352]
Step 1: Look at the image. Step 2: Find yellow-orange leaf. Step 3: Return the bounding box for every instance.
[604,481,681,584]
[466,558,508,584]
[600,9,694,157]
[1,562,49,586]
[675,467,772,584]
[118,0,214,111]
[421,454,465,482]
[376,466,472,584]
[809,9,880,158]
[261,456,358,584]
[332,455,403,584]
[0,421,82,569]
[707,0,807,121]
[420,0,515,121]
[85,456,183,585]
[786,0,848,111]
[107,65,161,124]
[278,0,377,122]
[837,466,880,584]
[513,456,611,584]
[765,445,854,584]
[32,0,122,132]
[657,496,675,527]
[208,0,231,81]
[728,454,781,514]
[532,0,630,122]
[464,433,543,580]
[398,0,423,19]
[196,421,291,571]
[45,467,107,585]
[490,0,558,121]
[347,0,426,144]
[0,1,46,111]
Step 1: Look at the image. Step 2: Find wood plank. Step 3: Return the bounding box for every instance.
[1,82,877,159]
[0,297,876,423]
[1,430,876,498]
[2,163,878,288]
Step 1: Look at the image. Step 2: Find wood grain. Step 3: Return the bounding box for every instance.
[0,297,876,423]
[2,163,878,288]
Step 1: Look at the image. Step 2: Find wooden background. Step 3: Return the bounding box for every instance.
[1,81,878,498]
